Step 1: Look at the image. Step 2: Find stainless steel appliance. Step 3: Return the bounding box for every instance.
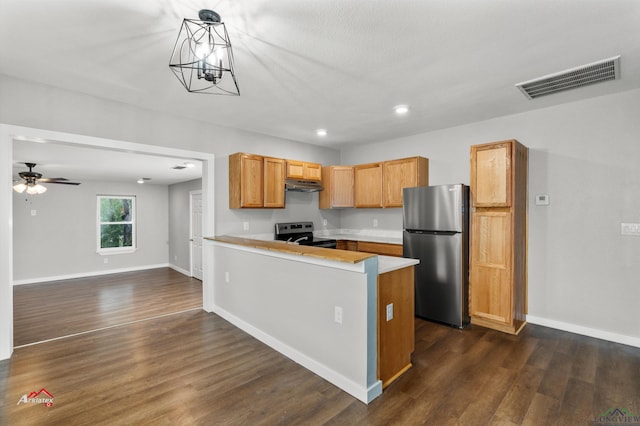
[274,222,337,248]
[402,184,470,328]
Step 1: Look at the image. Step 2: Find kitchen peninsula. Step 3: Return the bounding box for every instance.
[205,236,418,403]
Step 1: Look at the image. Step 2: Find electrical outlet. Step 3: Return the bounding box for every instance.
[31,209,37,216]
[174,255,178,261]
[243,221,250,231]
[386,303,393,321]
[104,258,109,264]
[323,219,327,226]
[225,272,230,283]
[373,219,378,228]
[334,306,343,324]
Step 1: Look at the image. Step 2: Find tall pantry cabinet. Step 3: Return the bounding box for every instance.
[469,140,528,334]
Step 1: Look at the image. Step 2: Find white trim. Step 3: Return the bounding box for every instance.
[526,315,640,348]
[12,264,171,286]
[189,189,203,280]
[213,305,382,404]
[169,264,191,277]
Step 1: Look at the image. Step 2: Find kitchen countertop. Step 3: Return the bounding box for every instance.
[377,255,419,274]
[206,235,417,273]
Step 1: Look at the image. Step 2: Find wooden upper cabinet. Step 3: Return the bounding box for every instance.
[319,166,354,209]
[229,153,285,209]
[229,153,264,208]
[263,157,285,208]
[471,142,512,207]
[286,160,322,181]
[354,162,383,208]
[383,157,429,207]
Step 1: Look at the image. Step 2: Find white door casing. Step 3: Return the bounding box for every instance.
[190,190,203,280]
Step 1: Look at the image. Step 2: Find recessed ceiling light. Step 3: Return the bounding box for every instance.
[137,178,144,184]
[316,129,327,137]
[184,162,195,168]
[394,105,409,115]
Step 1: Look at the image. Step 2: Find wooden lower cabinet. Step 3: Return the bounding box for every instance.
[336,240,358,251]
[336,240,403,257]
[378,266,414,388]
[357,241,403,257]
[469,211,515,328]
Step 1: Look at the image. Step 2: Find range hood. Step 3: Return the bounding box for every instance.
[285,178,323,192]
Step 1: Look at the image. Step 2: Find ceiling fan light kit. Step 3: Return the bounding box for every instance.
[13,162,80,195]
[169,9,240,95]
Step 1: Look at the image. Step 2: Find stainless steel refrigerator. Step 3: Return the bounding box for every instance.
[402,184,470,328]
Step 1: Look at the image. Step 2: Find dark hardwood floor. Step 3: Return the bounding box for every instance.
[13,268,203,347]
[2,269,639,425]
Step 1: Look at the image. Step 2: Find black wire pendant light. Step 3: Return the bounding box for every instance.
[169,9,240,95]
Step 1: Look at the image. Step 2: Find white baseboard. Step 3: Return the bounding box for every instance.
[213,304,381,404]
[168,264,191,277]
[12,263,171,286]
[526,315,640,348]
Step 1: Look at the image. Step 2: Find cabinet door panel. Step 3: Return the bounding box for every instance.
[472,143,511,207]
[286,160,304,179]
[383,159,417,207]
[304,162,322,181]
[264,157,285,208]
[355,163,383,208]
[241,155,264,207]
[470,211,512,324]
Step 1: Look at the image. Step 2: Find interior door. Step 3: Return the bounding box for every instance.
[190,191,203,280]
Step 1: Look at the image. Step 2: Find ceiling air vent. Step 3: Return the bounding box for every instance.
[515,55,620,99]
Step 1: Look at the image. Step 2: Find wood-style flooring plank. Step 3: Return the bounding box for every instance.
[3,270,640,424]
[13,268,202,346]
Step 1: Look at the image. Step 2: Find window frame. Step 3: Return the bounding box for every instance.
[96,195,137,255]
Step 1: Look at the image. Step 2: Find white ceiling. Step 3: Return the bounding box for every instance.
[12,140,202,185]
[3,0,640,181]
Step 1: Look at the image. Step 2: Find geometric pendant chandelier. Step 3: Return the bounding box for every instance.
[169,9,240,95]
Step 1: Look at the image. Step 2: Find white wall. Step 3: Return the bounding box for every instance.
[341,89,640,345]
[212,244,381,403]
[168,178,202,273]
[13,179,169,282]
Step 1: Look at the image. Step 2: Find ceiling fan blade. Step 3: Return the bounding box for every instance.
[38,178,69,182]
[46,181,81,186]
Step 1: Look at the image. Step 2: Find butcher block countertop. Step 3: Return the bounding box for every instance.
[206,235,376,264]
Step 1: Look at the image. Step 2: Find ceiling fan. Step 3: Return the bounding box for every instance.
[13,162,81,195]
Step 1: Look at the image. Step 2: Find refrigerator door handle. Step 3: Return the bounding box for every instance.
[406,230,458,236]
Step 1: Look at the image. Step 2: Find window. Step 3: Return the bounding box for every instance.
[97,196,136,254]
